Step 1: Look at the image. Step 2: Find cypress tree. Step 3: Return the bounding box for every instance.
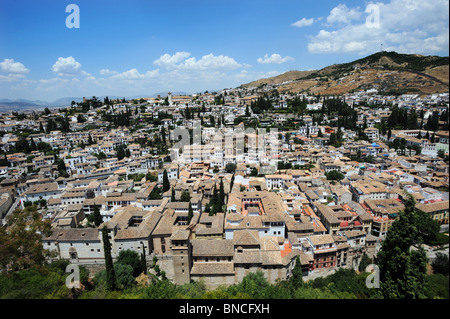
[187,202,193,224]
[161,126,166,144]
[141,245,147,275]
[30,138,37,151]
[289,256,304,290]
[162,169,170,192]
[102,226,116,291]
[93,204,102,227]
[219,178,225,206]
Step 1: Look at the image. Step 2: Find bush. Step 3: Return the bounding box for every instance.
[427,232,450,246]
[0,267,69,299]
[424,274,449,299]
[325,170,345,181]
[117,250,143,277]
[431,253,449,276]
[94,262,136,291]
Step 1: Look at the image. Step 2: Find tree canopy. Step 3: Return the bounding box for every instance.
[0,206,52,272]
[377,193,437,299]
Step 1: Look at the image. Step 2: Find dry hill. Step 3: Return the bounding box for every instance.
[240,51,449,95]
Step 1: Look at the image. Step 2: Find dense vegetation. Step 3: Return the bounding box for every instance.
[341,51,450,72]
[0,200,448,299]
[0,261,447,299]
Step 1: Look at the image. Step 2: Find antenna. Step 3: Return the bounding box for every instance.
[381,43,383,52]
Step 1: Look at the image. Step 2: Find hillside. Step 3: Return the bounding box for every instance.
[241,70,316,88]
[241,51,449,95]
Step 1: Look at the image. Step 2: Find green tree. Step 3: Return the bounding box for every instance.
[115,144,128,161]
[209,184,222,215]
[426,111,440,131]
[377,194,429,299]
[225,163,236,173]
[187,202,193,224]
[358,253,372,272]
[317,129,323,137]
[219,178,225,206]
[46,118,57,133]
[228,271,271,299]
[162,169,170,192]
[60,115,71,133]
[117,249,143,277]
[161,126,167,145]
[424,274,449,299]
[325,170,345,181]
[431,253,449,276]
[180,190,191,202]
[29,138,37,151]
[0,206,52,272]
[88,134,94,145]
[407,109,418,129]
[140,246,147,275]
[77,114,85,123]
[94,263,135,291]
[289,256,304,290]
[55,157,68,178]
[102,226,117,291]
[414,208,440,244]
[88,205,102,227]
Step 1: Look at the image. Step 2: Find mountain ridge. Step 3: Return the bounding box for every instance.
[240,51,449,95]
[0,92,190,112]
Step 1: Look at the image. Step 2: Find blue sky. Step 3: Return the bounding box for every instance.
[0,0,448,101]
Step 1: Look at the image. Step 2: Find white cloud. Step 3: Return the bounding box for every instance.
[307,0,449,55]
[291,18,315,28]
[154,52,242,71]
[51,56,82,76]
[326,4,362,25]
[181,54,242,70]
[110,68,159,80]
[257,53,295,64]
[99,69,118,75]
[0,58,30,74]
[0,73,27,82]
[154,52,191,68]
